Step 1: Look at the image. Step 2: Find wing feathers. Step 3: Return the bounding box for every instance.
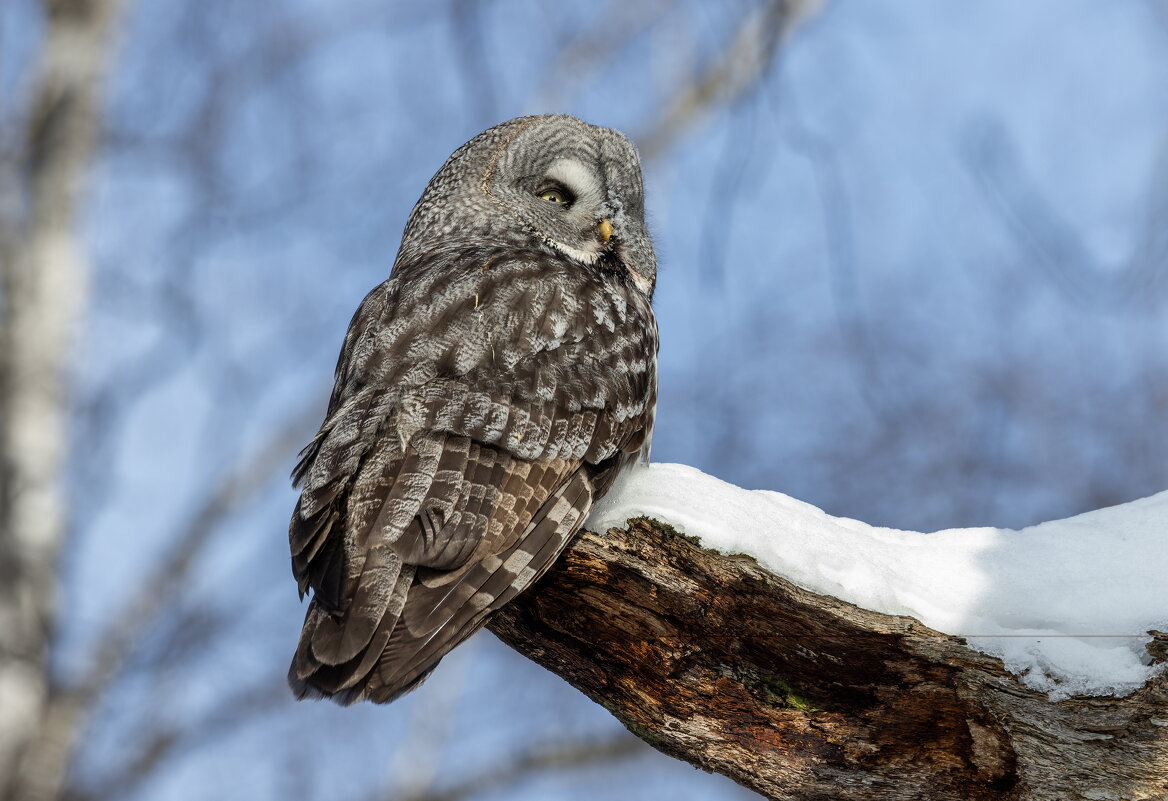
[288,436,595,704]
[371,469,593,702]
[306,546,401,665]
[288,249,658,704]
[288,562,417,701]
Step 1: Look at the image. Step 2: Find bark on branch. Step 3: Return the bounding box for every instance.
[488,518,1168,801]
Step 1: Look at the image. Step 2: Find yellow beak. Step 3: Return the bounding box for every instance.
[598,218,614,242]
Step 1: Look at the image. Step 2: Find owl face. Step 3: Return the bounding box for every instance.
[398,115,657,296]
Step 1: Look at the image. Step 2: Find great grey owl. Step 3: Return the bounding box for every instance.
[288,115,658,703]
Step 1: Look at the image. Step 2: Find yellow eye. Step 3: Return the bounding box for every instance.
[538,187,570,205]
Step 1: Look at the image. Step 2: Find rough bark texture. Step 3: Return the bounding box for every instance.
[0,2,127,799]
[489,518,1168,801]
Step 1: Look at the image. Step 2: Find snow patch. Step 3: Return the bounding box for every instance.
[586,462,1168,699]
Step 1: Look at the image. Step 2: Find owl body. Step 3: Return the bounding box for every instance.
[288,116,658,703]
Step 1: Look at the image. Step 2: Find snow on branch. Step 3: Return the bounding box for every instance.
[488,463,1168,801]
[590,463,1168,699]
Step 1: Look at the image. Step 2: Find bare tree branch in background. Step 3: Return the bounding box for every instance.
[6,1,1156,798]
[31,400,324,801]
[637,0,823,161]
[382,734,649,801]
[61,681,290,801]
[526,0,825,164]
[76,400,321,708]
[963,119,1168,310]
[528,0,676,111]
[0,2,129,799]
[775,82,902,422]
[0,3,822,800]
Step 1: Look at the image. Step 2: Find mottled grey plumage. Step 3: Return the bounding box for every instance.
[288,115,659,703]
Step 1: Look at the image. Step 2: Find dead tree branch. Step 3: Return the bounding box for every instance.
[489,519,1168,801]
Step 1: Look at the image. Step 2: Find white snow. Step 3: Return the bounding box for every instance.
[586,462,1168,699]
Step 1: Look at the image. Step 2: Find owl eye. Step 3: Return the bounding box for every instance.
[537,185,574,206]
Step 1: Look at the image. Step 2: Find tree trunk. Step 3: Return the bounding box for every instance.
[0,2,127,799]
[488,518,1168,801]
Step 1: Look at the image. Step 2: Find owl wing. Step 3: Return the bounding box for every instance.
[288,246,657,703]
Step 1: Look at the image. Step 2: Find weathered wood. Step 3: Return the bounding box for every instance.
[488,518,1168,801]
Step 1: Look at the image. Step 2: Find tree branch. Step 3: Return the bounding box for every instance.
[62,680,290,801]
[44,401,319,801]
[488,519,1168,801]
[76,399,320,709]
[384,733,648,801]
[962,119,1168,310]
[635,0,823,161]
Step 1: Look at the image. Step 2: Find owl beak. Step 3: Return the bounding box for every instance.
[597,218,614,243]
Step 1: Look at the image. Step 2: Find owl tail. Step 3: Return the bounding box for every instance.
[287,552,416,705]
[362,469,593,703]
[288,469,593,705]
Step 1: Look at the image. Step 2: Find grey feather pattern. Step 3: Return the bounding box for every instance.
[288,116,658,703]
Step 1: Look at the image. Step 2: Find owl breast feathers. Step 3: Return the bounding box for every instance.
[288,115,659,703]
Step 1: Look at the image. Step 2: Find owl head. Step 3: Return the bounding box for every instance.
[396,115,657,296]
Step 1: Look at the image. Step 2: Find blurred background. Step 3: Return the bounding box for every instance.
[2,0,1167,799]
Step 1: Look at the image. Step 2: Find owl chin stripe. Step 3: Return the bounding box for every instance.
[546,237,601,265]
